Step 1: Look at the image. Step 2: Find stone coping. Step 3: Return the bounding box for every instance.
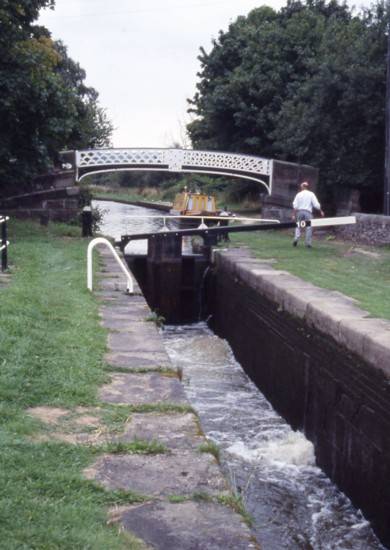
[214,249,390,377]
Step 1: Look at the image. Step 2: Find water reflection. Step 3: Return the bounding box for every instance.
[93,199,193,254]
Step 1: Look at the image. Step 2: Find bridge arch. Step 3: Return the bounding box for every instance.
[66,148,273,195]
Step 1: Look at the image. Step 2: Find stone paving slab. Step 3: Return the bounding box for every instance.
[101,316,159,334]
[111,501,257,550]
[99,372,188,405]
[95,290,130,303]
[108,331,164,353]
[98,291,146,304]
[97,271,122,278]
[117,412,203,450]
[29,410,202,449]
[105,351,171,370]
[99,279,130,292]
[100,304,150,322]
[84,451,227,496]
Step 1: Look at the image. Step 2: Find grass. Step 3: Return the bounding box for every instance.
[230,230,390,320]
[101,403,194,436]
[0,220,148,548]
[145,311,165,327]
[94,439,167,455]
[167,492,253,527]
[198,440,220,461]
[217,494,253,527]
[0,440,148,549]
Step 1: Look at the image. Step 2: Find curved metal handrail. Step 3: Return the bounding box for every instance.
[87,237,134,294]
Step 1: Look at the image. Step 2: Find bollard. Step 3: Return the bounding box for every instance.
[82,206,93,237]
[39,211,50,226]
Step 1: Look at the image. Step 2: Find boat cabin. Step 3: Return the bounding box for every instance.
[171,191,217,216]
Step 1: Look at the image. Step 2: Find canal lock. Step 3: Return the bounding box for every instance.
[97,200,386,549]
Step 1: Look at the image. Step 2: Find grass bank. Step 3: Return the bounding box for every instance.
[89,185,168,206]
[88,185,260,214]
[230,230,390,320]
[0,220,145,549]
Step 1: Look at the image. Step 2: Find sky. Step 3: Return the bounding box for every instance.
[39,0,371,149]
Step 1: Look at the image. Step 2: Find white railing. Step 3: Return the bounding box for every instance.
[76,148,272,192]
[87,237,134,294]
[0,216,9,271]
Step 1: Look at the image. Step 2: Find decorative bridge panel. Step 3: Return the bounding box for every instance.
[73,148,273,192]
[181,150,271,176]
[77,149,166,167]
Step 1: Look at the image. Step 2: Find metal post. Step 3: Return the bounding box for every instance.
[385,16,390,215]
[82,206,93,237]
[1,218,7,272]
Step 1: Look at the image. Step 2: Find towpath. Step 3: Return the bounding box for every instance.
[86,246,258,548]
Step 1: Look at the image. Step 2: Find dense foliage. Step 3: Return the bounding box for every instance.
[0,0,113,190]
[187,0,388,211]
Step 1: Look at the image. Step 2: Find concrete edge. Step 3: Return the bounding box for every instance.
[214,249,390,376]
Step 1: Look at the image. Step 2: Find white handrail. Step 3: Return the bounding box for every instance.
[0,241,10,252]
[87,237,134,294]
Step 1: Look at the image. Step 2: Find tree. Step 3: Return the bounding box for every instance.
[54,41,113,151]
[0,1,113,191]
[188,0,388,211]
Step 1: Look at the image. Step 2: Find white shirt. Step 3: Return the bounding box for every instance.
[293,189,321,213]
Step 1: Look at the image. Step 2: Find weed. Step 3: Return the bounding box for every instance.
[217,494,253,526]
[168,495,188,504]
[94,439,167,455]
[145,311,165,328]
[101,403,194,434]
[198,440,220,461]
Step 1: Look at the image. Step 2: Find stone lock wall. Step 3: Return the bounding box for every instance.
[209,249,390,547]
[335,213,390,245]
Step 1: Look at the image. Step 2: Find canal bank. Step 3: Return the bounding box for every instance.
[91,245,257,549]
[208,247,390,547]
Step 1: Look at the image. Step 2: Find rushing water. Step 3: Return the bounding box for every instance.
[163,323,384,550]
[98,200,385,549]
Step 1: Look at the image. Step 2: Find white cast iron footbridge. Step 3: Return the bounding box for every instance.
[62,148,274,194]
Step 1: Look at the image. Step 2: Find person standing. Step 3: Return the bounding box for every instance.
[292,181,324,247]
[219,206,231,242]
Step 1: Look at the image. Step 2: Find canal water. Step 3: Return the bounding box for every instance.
[94,199,192,254]
[164,323,383,550]
[97,200,385,550]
